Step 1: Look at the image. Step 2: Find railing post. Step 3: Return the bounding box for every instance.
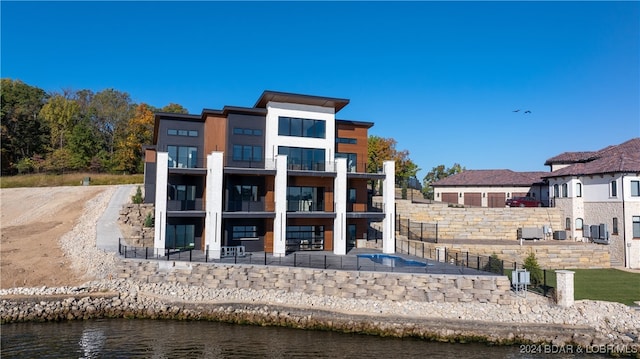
[543,269,548,296]
[294,253,297,267]
[145,247,148,259]
[477,256,480,270]
[123,245,127,258]
[264,252,267,265]
[435,223,438,243]
[324,255,327,269]
[421,223,423,241]
[502,260,505,276]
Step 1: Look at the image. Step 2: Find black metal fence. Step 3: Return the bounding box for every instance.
[396,238,554,296]
[396,215,438,243]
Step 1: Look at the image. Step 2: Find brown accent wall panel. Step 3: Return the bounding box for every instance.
[264,220,274,253]
[264,176,275,212]
[204,114,227,157]
[336,123,369,172]
[144,148,156,163]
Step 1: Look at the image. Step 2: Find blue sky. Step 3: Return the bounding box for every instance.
[2,1,639,180]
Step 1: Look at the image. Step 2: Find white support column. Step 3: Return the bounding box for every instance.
[382,160,396,254]
[555,270,575,307]
[206,152,224,259]
[334,158,347,255]
[154,152,168,252]
[273,155,288,257]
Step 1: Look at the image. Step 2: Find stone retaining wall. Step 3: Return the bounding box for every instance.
[116,259,514,304]
[118,203,154,247]
[397,238,611,269]
[395,200,565,241]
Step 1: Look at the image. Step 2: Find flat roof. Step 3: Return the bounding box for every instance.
[254,90,350,113]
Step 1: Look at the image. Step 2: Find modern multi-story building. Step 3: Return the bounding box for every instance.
[543,138,640,269]
[143,91,395,259]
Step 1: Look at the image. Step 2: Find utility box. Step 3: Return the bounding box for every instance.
[519,227,544,240]
[553,230,567,240]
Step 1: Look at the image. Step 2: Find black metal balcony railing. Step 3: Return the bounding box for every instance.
[167,199,204,211]
[287,200,324,212]
[226,200,266,212]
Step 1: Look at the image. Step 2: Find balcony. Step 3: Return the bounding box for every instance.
[226,200,267,212]
[167,199,204,211]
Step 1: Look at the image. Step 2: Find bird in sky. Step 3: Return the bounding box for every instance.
[524,110,531,114]
[513,109,520,112]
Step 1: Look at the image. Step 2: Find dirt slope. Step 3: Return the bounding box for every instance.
[1,186,107,288]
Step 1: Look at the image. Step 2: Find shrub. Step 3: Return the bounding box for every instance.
[131,186,143,204]
[483,253,503,274]
[143,212,154,227]
[523,251,543,286]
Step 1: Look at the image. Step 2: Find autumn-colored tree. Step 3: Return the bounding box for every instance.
[422,163,465,199]
[367,135,420,194]
[113,103,155,173]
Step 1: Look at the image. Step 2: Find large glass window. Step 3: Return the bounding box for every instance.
[576,183,582,197]
[168,129,198,137]
[611,181,618,197]
[562,183,568,197]
[232,185,258,202]
[553,184,559,198]
[168,184,197,210]
[631,181,640,197]
[336,153,357,172]
[232,145,262,162]
[576,218,584,231]
[278,146,325,170]
[286,225,324,250]
[633,216,640,238]
[612,218,619,235]
[278,117,325,138]
[287,186,324,211]
[167,146,198,168]
[336,137,357,144]
[232,225,257,240]
[166,224,195,249]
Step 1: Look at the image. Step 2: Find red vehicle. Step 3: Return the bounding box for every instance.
[506,196,542,207]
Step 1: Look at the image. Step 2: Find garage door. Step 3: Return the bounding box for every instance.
[464,193,482,207]
[488,193,506,208]
[441,192,458,204]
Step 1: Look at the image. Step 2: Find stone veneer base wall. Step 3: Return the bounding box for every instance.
[116,259,514,305]
[397,238,611,269]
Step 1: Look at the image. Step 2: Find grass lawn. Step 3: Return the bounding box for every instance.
[0,172,143,188]
[508,268,640,306]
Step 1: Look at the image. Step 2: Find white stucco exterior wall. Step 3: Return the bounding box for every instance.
[383,160,395,254]
[273,155,288,257]
[154,152,168,251]
[205,152,224,259]
[263,102,336,163]
[334,158,347,255]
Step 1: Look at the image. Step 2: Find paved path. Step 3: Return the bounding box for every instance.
[96,185,137,252]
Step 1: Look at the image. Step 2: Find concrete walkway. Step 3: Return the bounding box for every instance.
[96,184,137,252]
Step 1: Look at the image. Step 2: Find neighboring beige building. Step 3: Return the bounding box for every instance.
[432,169,549,207]
[543,138,640,269]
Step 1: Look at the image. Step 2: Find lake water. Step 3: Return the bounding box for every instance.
[1,319,607,358]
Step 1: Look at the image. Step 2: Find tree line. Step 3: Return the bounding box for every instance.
[2,78,447,195]
[1,79,187,175]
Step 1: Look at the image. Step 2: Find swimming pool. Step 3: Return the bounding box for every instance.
[356,254,431,268]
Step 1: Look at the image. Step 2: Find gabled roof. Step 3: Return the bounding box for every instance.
[543,138,640,178]
[432,170,547,187]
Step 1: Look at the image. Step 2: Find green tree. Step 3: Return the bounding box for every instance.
[422,163,465,199]
[67,117,99,170]
[523,251,543,287]
[0,79,49,174]
[39,92,79,151]
[90,89,133,157]
[161,103,189,114]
